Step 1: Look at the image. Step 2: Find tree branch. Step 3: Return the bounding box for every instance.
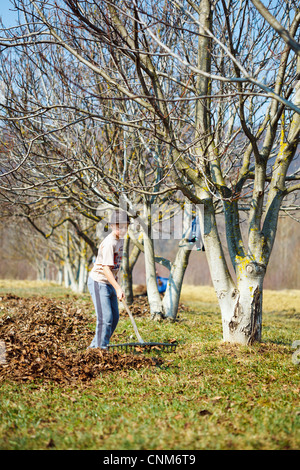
[251,0,300,55]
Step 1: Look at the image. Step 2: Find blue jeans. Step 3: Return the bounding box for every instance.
[88,277,119,349]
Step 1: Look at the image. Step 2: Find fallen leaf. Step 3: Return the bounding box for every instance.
[199,410,212,416]
[46,438,55,448]
[211,396,223,402]
[0,294,163,384]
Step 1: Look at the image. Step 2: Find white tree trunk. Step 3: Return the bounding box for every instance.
[198,201,266,345]
[163,242,191,319]
[221,261,265,344]
[64,258,77,291]
[143,232,164,317]
[37,262,47,281]
[77,256,88,293]
[140,201,164,317]
[198,203,267,344]
[63,261,69,288]
[57,268,63,285]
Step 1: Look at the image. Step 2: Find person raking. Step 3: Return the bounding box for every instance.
[88,210,130,350]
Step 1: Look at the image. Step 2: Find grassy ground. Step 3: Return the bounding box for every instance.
[0,280,299,450]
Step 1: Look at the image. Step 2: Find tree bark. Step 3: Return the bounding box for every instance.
[221,260,265,345]
[163,241,191,320]
[197,199,266,345]
[143,229,164,318]
[121,233,141,305]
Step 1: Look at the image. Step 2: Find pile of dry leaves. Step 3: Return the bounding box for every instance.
[120,296,150,317]
[0,294,162,384]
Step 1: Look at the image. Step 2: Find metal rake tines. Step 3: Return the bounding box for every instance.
[108,341,178,353]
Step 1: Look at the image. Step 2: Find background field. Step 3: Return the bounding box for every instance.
[0,280,299,450]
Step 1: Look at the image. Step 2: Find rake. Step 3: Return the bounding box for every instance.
[108,299,177,353]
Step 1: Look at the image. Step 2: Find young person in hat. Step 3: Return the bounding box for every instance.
[88,210,130,349]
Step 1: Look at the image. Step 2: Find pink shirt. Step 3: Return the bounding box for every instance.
[90,232,124,284]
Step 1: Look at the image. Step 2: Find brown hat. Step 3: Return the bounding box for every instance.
[109,210,130,224]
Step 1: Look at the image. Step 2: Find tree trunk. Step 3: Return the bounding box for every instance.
[139,201,164,318]
[77,239,88,293]
[163,203,195,319]
[37,262,47,281]
[57,268,63,285]
[121,233,141,305]
[198,199,267,345]
[77,256,88,293]
[122,261,134,305]
[221,261,265,344]
[144,232,164,318]
[163,242,191,320]
[64,257,77,291]
[64,260,69,288]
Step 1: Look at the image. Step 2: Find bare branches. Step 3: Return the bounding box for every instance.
[251,0,300,55]
[0,0,298,279]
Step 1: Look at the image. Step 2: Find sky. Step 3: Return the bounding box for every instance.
[0,0,18,28]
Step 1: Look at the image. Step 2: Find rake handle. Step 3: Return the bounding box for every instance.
[122,298,145,344]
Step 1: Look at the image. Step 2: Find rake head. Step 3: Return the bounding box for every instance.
[108,341,178,353]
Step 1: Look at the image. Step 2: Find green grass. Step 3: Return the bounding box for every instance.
[0,280,299,450]
[0,279,79,299]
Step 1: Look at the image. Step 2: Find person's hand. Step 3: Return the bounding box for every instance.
[116,287,125,301]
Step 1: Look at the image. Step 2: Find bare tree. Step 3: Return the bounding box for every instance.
[0,0,299,344]
[0,12,194,313]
